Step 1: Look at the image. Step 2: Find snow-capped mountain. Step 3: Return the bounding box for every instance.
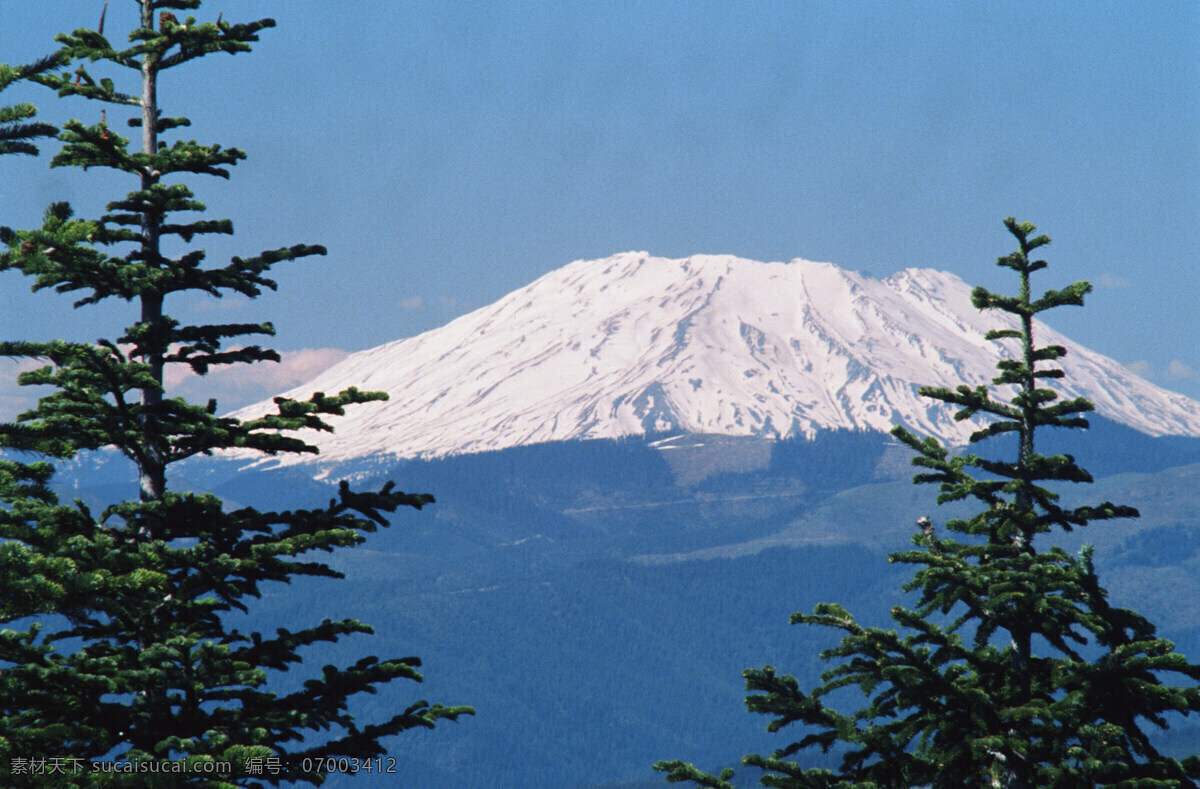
[231,252,1200,465]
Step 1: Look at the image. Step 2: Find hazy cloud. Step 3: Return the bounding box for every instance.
[0,358,49,422]
[1093,273,1130,290]
[399,296,424,311]
[1,349,350,424]
[1125,360,1153,378]
[1126,359,1200,383]
[1166,360,1200,381]
[167,347,350,411]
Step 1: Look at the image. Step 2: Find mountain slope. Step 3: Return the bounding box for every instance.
[178,437,1200,788]
[232,252,1200,464]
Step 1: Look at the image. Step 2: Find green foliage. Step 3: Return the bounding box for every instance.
[0,54,65,157]
[656,219,1200,788]
[0,2,470,785]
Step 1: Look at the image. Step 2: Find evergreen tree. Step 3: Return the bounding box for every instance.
[655,218,1200,788]
[0,3,470,785]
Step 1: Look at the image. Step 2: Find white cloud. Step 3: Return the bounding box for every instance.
[1166,360,1200,381]
[399,296,424,311]
[167,347,350,411]
[1,349,352,425]
[1121,359,1200,383]
[0,358,52,422]
[1124,360,1154,378]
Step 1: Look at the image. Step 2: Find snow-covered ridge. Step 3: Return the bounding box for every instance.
[230,252,1200,465]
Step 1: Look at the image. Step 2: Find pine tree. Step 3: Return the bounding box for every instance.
[655,218,1200,788]
[0,3,471,785]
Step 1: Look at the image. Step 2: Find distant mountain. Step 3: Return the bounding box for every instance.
[42,430,1200,788]
[231,252,1200,466]
[186,435,1200,788]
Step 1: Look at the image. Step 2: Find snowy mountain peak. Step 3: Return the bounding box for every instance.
[231,252,1200,465]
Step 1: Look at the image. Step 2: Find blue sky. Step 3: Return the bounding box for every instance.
[1,1,1198,415]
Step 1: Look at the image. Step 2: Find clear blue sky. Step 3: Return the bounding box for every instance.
[2,1,1198,414]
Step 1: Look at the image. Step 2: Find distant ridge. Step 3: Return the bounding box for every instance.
[231,252,1200,464]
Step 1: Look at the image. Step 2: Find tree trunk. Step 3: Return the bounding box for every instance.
[138,0,165,506]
